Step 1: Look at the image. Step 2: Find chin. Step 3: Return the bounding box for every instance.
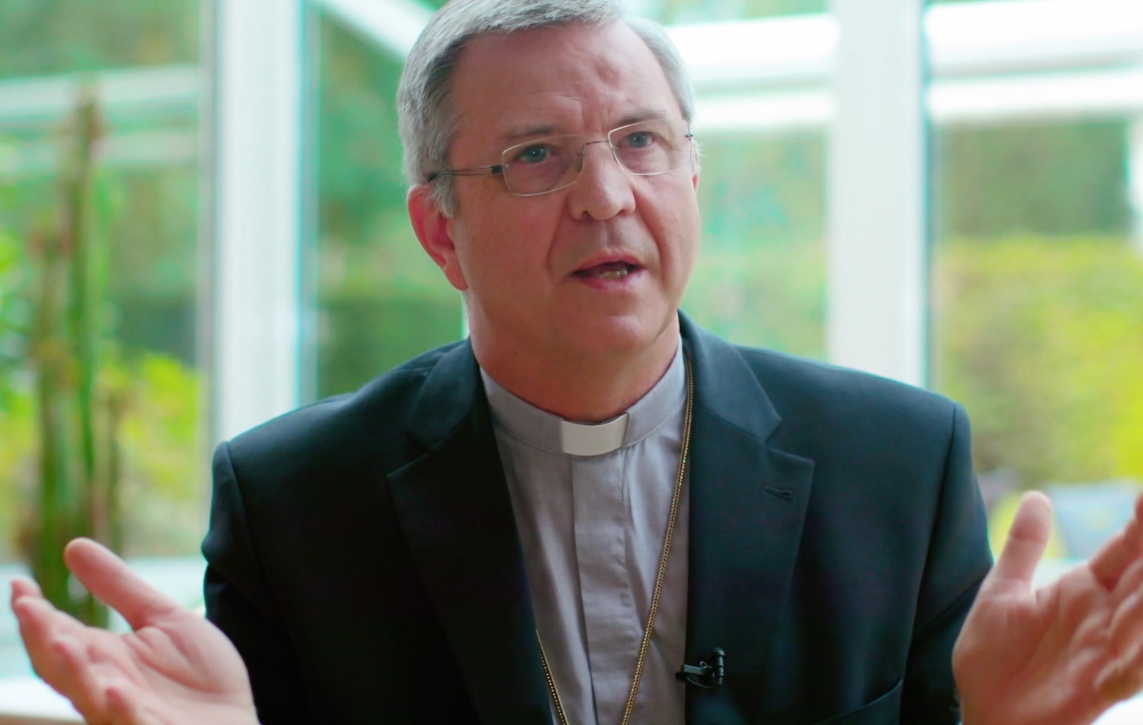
[560,311,676,359]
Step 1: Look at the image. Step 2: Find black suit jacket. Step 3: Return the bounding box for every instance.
[203,315,992,724]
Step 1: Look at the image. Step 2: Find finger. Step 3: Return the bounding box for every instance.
[1097,635,1143,704]
[1112,558,1143,607]
[1110,592,1143,663]
[64,538,183,630]
[1109,562,1143,657]
[51,633,108,719]
[1091,492,1143,591]
[12,590,90,679]
[15,601,105,720]
[11,575,44,602]
[986,491,1053,589]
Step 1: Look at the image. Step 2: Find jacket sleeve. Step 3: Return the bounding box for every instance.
[901,403,994,722]
[202,441,315,724]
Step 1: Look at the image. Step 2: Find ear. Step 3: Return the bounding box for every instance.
[408,185,469,291]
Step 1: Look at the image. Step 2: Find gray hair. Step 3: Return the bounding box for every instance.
[397,0,695,217]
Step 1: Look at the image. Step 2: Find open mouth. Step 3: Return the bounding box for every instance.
[574,261,640,280]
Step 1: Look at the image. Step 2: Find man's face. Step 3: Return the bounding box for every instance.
[411,21,701,365]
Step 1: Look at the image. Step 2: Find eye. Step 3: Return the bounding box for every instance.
[622,130,656,149]
[512,144,552,164]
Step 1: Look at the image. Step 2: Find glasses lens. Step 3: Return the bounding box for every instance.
[609,120,689,176]
[501,136,579,195]
[497,122,691,196]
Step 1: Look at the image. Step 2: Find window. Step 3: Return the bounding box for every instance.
[927,0,1143,555]
[0,0,208,678]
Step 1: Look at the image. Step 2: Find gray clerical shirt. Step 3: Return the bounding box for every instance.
[480,344,689,725]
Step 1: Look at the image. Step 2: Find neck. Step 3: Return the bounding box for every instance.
[472,323,681,423]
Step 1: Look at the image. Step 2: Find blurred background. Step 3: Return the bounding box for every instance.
[0,0,1141,715]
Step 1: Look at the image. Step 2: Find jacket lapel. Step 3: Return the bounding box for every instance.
[387,342,551,725]
[681,318,816,722]
[384,322,815,724]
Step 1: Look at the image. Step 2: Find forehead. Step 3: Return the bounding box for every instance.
[448,22,680,145]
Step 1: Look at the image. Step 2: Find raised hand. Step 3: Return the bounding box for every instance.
[954,491,1143,725]
[10,538,259,725]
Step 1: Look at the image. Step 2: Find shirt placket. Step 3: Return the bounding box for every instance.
[572,450,641,724]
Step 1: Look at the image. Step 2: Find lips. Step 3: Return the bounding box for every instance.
[572,250,644,282]
[574,260,639,280]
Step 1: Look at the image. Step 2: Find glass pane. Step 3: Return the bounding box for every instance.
[0,2,207,556]
[684,132,826,358]
[0,0,207,678]
[314,17,463,399]
[0,0,197,76]
[931,118,1143,556]
[663,0,831,358]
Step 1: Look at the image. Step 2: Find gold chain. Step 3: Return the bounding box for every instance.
[537,356,695,725]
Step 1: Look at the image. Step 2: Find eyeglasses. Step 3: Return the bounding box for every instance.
[427,119,695,197]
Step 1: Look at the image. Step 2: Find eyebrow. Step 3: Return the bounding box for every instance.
[616,108,670,126]
[498,109,672,143]
[500,124,559,143]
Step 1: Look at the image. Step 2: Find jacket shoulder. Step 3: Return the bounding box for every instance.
[223,340,468,478]
[714,342,968,467]
[733,343,961,421]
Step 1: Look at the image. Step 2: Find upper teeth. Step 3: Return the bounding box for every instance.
[599,268,629,279]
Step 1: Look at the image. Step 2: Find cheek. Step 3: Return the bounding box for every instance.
[648,185,702,270]
[684,203,702,260]
[502,200,566,269]
[673,227,700,290]
[457,208,558,289]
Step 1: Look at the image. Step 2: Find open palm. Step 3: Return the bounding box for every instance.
[11,539,257,725]
[954,492,1143,725]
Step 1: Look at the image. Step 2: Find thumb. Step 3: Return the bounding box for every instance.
[988,491,1053,590]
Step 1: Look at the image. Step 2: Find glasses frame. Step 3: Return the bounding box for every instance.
[426,121,696,197]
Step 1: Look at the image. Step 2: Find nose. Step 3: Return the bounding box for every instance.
[566,139,636,221]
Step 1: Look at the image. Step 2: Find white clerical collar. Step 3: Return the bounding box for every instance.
[479,343,686,457]
[559,414,629,456]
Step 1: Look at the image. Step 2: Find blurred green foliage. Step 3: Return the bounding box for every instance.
[685,238,826,358]
[315,17,462,398]
[933,237,1143,485]
[0,140,204,566]
[0,353,202,564]
[25,89,122,624]
[687,133,826,358]
[932,120,1141,486]
[0,231,34,564]
[0,0,197,78]
[0,223,30,402]
[0,0,204,565]
[934,122,1131,238]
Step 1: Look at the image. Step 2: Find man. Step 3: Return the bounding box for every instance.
[12,1,1143,723]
